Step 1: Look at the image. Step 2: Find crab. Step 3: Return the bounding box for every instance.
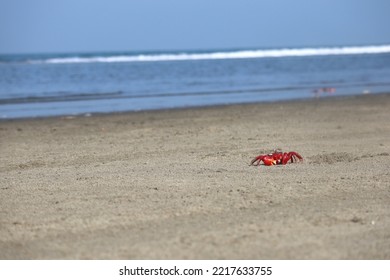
[250,149,303,166]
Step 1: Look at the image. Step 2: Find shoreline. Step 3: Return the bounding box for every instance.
[1,93,389,259]
[1,92,388,122]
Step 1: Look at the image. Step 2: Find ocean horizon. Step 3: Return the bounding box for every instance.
[1,44,390,119]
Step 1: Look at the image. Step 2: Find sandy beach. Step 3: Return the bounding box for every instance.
[0,93,389,259]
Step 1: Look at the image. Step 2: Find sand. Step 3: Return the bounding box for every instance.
[0,94,389,259]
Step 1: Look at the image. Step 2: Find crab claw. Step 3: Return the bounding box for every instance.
[263,158,277,166]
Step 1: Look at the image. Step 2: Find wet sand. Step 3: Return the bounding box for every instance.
[0,94,389,259]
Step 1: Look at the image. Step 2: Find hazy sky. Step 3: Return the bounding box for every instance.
[1,0,390,54]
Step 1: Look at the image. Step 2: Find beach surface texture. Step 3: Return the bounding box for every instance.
[1,94,389,259]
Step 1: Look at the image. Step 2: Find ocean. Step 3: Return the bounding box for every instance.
[1,45,390,119]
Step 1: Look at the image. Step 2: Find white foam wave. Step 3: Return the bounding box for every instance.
[33,45,390,64]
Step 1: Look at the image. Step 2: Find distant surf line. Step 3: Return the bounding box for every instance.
[29,45,390,64]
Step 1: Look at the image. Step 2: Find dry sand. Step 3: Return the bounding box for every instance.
[0,94,389,259]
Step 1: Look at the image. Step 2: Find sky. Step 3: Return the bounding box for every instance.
[1,0,390,54]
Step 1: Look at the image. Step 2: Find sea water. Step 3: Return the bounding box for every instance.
[1,45,390,119]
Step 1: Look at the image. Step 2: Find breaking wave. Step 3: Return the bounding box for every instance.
[29,45,390,64]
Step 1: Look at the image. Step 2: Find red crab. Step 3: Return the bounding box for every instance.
[250,149,303,166]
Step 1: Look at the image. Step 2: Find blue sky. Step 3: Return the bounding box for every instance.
[1,0,389,54]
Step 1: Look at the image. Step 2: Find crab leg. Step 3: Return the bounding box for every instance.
[250,155,265,166]
[282,151,303,164]
[251,155,277,166]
